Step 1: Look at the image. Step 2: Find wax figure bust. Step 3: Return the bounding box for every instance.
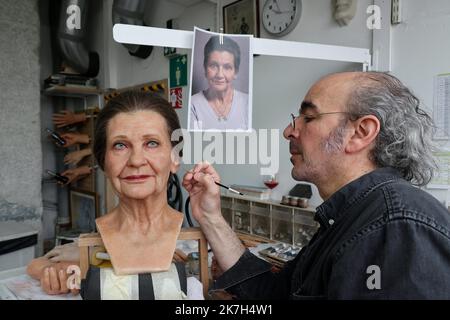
[28,91,189,299]
[93,91,184,275]
[95,205,183,275]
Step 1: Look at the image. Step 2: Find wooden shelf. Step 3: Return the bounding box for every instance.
[42,85,102,98]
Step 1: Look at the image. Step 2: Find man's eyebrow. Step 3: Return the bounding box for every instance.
[299,101,318,113]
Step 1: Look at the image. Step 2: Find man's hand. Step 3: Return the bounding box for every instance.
[182,161,222,225]
[52,110,86,128]
[182,162,245,272]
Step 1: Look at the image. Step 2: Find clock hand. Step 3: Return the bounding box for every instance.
[268,5,282,14]
[273,0,282,13]
[269,1,293,15]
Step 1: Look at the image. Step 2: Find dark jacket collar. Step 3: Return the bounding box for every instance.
[315,167,402,229]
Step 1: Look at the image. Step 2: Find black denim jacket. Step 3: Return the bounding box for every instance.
[213,168,450,299]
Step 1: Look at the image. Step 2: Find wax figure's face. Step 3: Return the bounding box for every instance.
[104,110,178,200]
[334,0,357,26]
[283,74,354,183]
[205,50,237,93]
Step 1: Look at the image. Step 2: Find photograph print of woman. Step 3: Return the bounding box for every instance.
[188,27,253,132]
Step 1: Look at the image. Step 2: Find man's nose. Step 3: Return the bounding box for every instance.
[283,124,292,141]
[283,121,300,141]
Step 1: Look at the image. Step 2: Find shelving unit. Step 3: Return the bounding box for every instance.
[43,85,102,193]
[221,193,318,248]
[42,85,103,242]
[42,86,103,114]
[43,85,102,98]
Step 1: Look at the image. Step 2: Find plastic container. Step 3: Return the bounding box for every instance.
[250,202,270,238]
[297,197,309,208]
[281,195,292,205]
[220,196,233,209]
[233,211,250,233]
[232,199,251,233]
[271,205,293,244]
[293,209,318,247]
[222,208,233,227]
[289,196,300,207]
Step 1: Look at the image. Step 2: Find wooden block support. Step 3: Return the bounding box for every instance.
[78,227,210,298]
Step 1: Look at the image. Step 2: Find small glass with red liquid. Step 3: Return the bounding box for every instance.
[263,174,279,189]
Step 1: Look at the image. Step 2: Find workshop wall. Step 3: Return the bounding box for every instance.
[0,0,43,240]
[34,0,450,226]
[79,0,450,210]
[1,0,447,254]
[98,0,373,208]
[390,0,450,206]
[38,0,107,244]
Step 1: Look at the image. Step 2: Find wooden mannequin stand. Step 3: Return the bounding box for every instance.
[78,227,210,298]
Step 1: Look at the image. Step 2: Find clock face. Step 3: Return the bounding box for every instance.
[262,0,302,37]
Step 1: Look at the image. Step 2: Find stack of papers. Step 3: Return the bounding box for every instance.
[229,185,271,200]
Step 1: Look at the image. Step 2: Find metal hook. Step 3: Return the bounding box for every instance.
[219,27,224,45]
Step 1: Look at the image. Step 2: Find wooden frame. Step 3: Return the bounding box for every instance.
[74,112,96,192]
[223,0,260,38]
[78,227,210,298]
[69,188,99,232]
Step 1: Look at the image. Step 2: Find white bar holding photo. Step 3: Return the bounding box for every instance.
[112,24,371,65]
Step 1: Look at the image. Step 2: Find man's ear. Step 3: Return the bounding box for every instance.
[345,115,380,154]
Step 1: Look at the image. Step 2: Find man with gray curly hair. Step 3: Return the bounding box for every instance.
[183,71,450,299]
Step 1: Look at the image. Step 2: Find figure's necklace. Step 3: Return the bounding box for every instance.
[213,104,229,121]
[211,91,234,122]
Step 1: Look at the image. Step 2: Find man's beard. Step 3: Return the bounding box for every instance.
[292,122,348,183]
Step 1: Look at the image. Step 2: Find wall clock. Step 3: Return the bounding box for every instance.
[262,0,302,37]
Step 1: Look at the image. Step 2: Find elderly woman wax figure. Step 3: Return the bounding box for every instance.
[88,91,188,299]
[28,91,190,299]
[190,35,249,130]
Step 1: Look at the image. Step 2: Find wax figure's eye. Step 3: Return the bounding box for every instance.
[113,142,126,150]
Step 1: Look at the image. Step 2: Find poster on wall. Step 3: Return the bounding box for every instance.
[428,150,450,189]
[223,0,260,37]
[433,73,450,140]
[69,188,99,232]
[187,27,253,132]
